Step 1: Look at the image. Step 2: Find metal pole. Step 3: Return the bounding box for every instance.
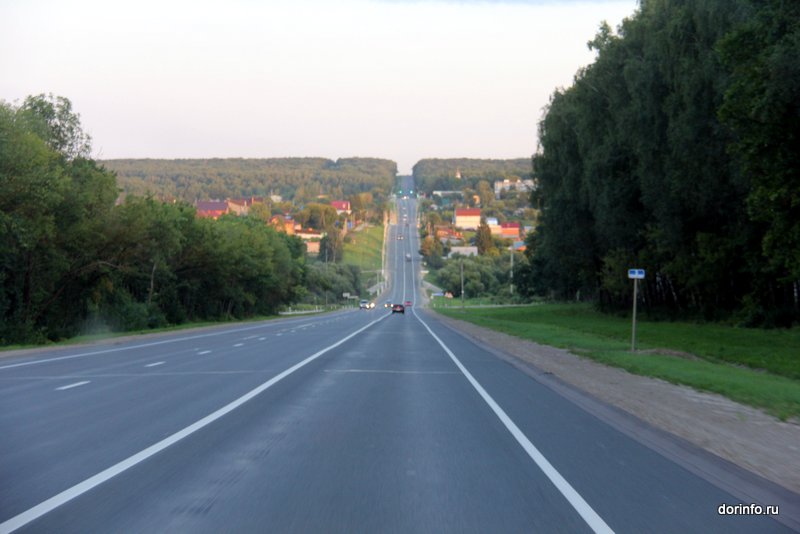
[510,249,514,295]
[631,278,638,352]
[461,259,465,309]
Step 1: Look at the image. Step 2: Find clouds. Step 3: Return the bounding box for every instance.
[0,0,636,172]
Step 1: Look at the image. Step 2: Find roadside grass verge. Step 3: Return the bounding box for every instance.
[342,224,384,271]
[435,303,800,420]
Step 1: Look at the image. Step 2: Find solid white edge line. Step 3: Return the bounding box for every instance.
[55,381,90,391]
[144,362,165,368]
[0,317,331,371]
[413,311,614,534]
[0,312,389,534]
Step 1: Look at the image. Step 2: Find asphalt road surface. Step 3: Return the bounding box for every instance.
[1,194,797,533]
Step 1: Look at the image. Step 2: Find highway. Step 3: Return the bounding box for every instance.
[0,189,797,533]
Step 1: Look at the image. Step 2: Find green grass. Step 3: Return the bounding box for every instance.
[342,224,384,271]
[435,303,800,420]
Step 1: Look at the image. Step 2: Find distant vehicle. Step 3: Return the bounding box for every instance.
[391,303,405,314]
[404,301,412,307]
[405,253,411,262]
[397,234,404,240]
[359,300,375,310]
[384,301,392,308]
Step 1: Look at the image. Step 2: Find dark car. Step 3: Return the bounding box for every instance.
[391,304,405,314]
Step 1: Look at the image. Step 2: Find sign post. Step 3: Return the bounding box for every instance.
[628,269,645,352]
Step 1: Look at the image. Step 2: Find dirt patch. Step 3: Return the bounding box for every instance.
[638,348,701,360]
[433,313,800,496]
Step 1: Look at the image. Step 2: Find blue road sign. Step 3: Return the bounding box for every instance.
[628,269,646,279]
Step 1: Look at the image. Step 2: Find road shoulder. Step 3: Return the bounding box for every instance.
[430,311,800,528]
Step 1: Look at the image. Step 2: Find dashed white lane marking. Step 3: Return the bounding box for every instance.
[55,381,90,391]
[233,343,244,347]
[0,316,336,371]
[258,337,266,341]
[144,362,165,368]
[197,350,211,355]
[0,312,390,534]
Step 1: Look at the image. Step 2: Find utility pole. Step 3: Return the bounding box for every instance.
[461,259,465,309]
[510,248,514,295]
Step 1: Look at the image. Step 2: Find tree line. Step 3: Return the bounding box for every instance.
[0,95,365,344]
[519,0,799,326]
[105,157,397,205]
[412,158,531,195]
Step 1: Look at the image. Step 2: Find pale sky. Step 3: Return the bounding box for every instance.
[1,0,637,174]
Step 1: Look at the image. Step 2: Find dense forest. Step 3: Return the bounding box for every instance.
[105,157,397,204]
[412,158,531,194]
[519,0,799,326]
[0,95,365,344]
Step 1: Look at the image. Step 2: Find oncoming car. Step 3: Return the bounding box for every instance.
[391,303,405,314]
[359,300,375,310]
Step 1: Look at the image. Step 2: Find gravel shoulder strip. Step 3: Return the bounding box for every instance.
[432,312,800,498]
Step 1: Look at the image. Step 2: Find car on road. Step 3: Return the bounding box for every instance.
[397,234,404,240]
[404,301,412,307]
[359,300,375,310]
[391,303,405,314]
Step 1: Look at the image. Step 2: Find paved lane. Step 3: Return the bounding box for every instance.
[0,194,796,532]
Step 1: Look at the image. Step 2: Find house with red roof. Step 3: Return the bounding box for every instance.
[195,200,229,219]
[453,208,481,230]
[331,200,351,215]
[500,221,521,240]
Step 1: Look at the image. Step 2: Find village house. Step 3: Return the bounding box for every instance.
[331,200,351,215]
[500,221,521,240]
[269,215,296,235]
[448,246,478,258]
[226,196,265,216]
[195,200,229,219]
[434,225,463,244]
[453,208,481,230]
[305,241,321,255]
[494,179,535,198]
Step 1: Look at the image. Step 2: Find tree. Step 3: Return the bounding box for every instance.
[718,0,800,285]
[17,94,92,160]
[475,223,496,256]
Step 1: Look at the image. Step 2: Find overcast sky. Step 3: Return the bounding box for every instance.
[1,0,637,173]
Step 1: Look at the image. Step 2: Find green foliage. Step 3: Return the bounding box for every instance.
[0,96,311,344]
[432,252,518,299]
[104,157,397,205]
[302,262,364,305]
[419,235,445,269]
[717,0,800,284]
[521,0,800,325]
[412,158,531,195]
[16,93,92,160]
[475,222,496,256]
